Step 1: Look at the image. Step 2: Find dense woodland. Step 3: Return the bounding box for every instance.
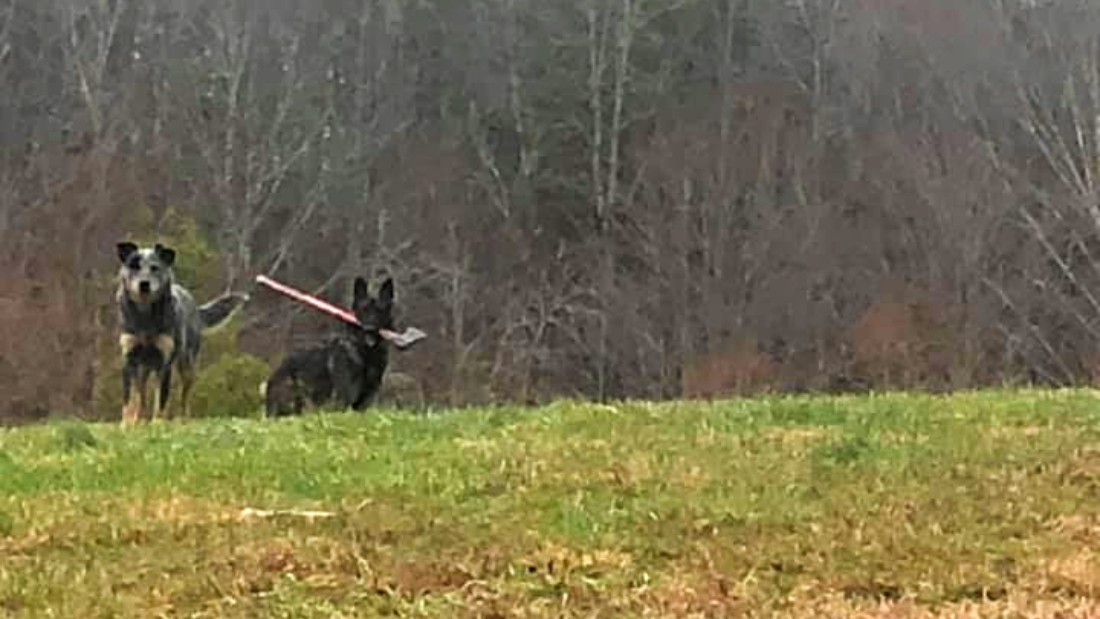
[2,0,1100,421]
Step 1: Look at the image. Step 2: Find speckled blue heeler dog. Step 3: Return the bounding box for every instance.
[115,241,249,425]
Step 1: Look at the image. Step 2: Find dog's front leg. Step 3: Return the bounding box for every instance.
[353,368,384,410]
[121,360,140,425]
[333,376,361,411]
[153,366,172,421]
[122,365,151,425]
[135,366,152,423]
[151,334,175,421]
[330,353,361,411]
[119,334,142,426]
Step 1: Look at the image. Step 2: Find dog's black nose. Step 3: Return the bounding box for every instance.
[139,281,151,294]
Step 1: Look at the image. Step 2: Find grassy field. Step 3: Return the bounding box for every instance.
[3,390,1100,617]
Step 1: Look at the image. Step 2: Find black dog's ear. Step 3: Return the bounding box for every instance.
[353,276,369,305]
[154,243,176,267]
[117,241,138,264]
[378,278,394,308]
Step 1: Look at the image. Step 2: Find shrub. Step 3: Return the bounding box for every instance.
[681,338,777,399]
[188,349,271,419]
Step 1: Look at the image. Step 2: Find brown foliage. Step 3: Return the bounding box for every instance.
[850,288,951,391]
[682,339,777,399]
[0,144,160,422]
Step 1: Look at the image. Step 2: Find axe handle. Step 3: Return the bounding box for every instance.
[255,274,360,326]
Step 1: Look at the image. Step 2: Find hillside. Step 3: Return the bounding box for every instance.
[3,391,1100,617]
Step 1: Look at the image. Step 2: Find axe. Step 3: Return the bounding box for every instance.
[255,274,427,350]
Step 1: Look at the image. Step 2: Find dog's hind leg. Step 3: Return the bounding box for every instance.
[177,362,195,418]
[262,367,305,417]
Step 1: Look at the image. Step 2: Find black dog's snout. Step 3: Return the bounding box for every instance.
[139,281,151,294]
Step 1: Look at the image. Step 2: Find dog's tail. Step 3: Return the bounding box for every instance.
[198,292,249,331]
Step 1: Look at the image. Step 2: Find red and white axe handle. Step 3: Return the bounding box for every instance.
[255,274,359,325]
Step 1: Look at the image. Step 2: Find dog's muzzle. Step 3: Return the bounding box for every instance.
[361,330,380,347]
[128,280,151,302]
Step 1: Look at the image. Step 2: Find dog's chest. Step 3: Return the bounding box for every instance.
[124,332,171,347]
[119,331,177,365]
[119,295,178,335]
[330,339,387,389]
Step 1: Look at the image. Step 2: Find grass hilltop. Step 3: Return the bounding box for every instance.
[4,390,1100,617]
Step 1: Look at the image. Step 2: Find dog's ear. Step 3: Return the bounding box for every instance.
[154,243,176,267]
[117,242,138,265]
[378,278,394,309]
[353,276,369,305]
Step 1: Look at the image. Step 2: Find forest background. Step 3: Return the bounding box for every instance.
[1,0,1098,422]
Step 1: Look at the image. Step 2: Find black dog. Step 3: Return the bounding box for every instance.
[115,241,248,424]
[263,276,395,416]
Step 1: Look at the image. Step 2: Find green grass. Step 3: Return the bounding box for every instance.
[4,389,1100,617]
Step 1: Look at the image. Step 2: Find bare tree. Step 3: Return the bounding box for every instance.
[981,2,1100,381]
[0,0,13,81]
[174,0,332,287]
[576,0,694,398]
[58,0,130,138]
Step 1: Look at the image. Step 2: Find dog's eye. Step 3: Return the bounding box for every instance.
[127,258,140,270]
[150,265,159,273]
